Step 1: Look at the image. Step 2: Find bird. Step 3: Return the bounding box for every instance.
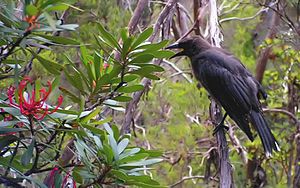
[166,36,280,156]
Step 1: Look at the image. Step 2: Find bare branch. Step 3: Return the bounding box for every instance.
[162,59,193,83]
[128,0,149,34]
[219,6,268,23]
[262,108,300,125]
[169,175,218,187]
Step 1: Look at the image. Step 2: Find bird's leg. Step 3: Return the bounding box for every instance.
[213,113,228,135]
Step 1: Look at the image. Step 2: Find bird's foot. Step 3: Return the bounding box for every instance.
[213,124,229,135]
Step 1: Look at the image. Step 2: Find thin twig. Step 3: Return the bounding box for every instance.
[263,108,300,125]
[169,175,218,187]
[162,59,192,83]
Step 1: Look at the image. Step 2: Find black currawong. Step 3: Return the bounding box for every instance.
[166,36,280,157]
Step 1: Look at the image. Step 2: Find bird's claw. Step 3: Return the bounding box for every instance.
[213,124,229,135]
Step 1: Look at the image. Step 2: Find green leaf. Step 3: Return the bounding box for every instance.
[51,76,61,90]
[129,54,154,64]
[25,5,38,16]
[103,143,114,164]
[57,24,79,31]
[1,59,24,64]
[97,23,121,51]
[120,28,128,43]
[81,108,101,124]
[118,85,144,93]
[104,123,114,136]
[72,169,83,184]
[117,138,129,154]
[0,128,25,134]
[135,40,169,52]
[32,52,64,75]
[54,173,62,188]
[110,169,128,181]
[127,175,161,185]
[120,158,163,167]
[64,55,90,88]
[131,27,153,49]
[21,139,35,166]
[114,96,132,102]
[44,12,56,31]
[151,50,175,58]
[121,37,133,60]
[118,153,149,164]
[119,148,141,160]
[94,52,102,79]
[111,74,139,84]
[109,134,119,161]
[64,69,85,93]
[80,123,105,136]
[34,34,79,45]
[130,65,164,77]
[44,4,69,12]
[144,74,160,80]
[59,87,81,103]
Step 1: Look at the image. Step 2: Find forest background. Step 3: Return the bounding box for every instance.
[0,0,299,187]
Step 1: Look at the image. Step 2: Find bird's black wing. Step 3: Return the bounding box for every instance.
[193,53,258,140]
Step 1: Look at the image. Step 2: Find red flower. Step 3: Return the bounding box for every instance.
[23,15,40,31]
[7,77,63,120]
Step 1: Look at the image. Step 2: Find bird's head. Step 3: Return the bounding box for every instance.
[166,36,211,59]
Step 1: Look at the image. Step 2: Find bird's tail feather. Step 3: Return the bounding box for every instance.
[250,111,280,157]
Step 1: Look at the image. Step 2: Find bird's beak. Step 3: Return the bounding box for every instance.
[166,43,184,59]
